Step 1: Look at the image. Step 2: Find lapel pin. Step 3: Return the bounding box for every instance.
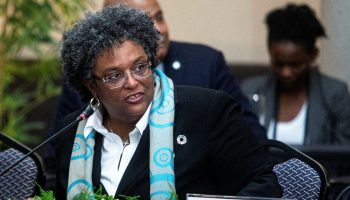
[177,135,187,145]
[172,60,181,70]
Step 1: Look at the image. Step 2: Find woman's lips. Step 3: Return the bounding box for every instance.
[125,92,144,104]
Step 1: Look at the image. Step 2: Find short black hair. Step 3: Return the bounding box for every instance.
[265,3,326,53]
[61,4,160,101]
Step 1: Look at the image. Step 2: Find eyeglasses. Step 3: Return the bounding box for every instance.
[93,61,152,89]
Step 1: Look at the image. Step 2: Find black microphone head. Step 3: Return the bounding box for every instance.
[76,105,94,121]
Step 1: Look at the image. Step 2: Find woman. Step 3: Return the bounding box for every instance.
[242,4,350,145]
[55,5,282,200]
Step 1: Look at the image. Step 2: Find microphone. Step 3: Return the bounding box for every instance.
[0,104,94,176]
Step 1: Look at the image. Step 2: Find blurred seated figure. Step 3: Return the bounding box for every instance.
[54,5,282,199]
[242,3,350,145]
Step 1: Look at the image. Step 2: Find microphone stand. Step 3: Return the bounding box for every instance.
[0,105,94,177]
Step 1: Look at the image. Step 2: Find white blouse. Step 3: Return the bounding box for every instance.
[83,104,151,196]
[267,101,308,145]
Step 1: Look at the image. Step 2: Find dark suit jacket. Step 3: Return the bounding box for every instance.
[55,86,281,200]
[52,41,265,140]
[242,68,350,145]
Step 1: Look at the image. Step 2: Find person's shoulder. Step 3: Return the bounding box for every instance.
[57,108,84,129]
[54,108,83,146]
[165,41,225,69]
[175,85,233,103]
[242,74,269,84]
[313,69,349,93]
[170,40,221,55]
[174,86,241,119]
[241,74,270,93]
[176,84,225,94]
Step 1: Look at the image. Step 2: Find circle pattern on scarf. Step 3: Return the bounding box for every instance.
[153,147,174,169]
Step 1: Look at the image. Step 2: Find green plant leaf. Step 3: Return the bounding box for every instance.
[33,183,56,200]
[0,0,88,146]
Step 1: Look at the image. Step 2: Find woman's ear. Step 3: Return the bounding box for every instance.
[83,80,97,97]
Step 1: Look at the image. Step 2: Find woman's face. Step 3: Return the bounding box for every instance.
[269,41,317,90]
[87,40,154,123]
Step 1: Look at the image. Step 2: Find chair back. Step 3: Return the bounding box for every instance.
[261,139,330,200]
[0,132,45,199]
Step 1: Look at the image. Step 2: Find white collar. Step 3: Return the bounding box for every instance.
[83,103,152,139]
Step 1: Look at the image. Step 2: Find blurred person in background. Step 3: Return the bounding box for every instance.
[242,3,350,145]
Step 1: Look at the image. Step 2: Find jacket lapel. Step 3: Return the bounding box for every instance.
[163,42,185,84]
[92,132,108,193]
[116,127,150,194]
[115,87,179,196]
[306,68,327,144]
[262,74,276,130]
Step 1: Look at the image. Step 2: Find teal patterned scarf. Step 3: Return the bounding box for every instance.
[67,69,176,200]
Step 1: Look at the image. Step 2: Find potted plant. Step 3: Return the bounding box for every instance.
[0,0,87,143]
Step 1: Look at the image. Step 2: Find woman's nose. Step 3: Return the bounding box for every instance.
[124,73,138,88]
